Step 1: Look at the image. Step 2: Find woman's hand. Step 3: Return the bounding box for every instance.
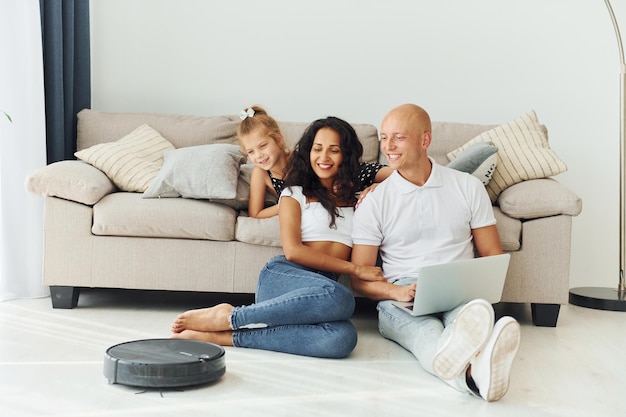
[392,283,416,302]
[355,184,379,208]
[354,264,386,281]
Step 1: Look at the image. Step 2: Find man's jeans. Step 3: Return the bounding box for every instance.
[230,256,357,358]
[377,277,475,394]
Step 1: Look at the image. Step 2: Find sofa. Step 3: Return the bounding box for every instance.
[25,108,582,327]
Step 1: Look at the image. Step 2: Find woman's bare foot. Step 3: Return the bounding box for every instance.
[171,329,234,346]
[171,303,233,333]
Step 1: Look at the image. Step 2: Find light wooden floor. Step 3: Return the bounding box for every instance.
[1,289,624,417]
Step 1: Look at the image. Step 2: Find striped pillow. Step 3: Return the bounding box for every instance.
[75,124,175,192]
[447,110,567,202]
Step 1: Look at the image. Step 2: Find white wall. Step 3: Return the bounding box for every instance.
[90,0,626,290]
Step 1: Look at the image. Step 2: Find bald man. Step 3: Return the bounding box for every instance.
[350,104,520,402]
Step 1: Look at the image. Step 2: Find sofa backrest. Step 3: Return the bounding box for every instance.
[76,109,380,163]
[77,110,242,151]
[77,109,546,167]
[428,121,499,165]
[277,120,380,164]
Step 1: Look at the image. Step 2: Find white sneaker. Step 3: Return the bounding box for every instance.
[432,299,494,381]
[470,316,521,402]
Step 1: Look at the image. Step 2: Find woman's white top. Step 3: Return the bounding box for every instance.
[280,186,354,248]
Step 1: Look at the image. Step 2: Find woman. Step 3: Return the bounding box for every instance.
[171,116,384,358]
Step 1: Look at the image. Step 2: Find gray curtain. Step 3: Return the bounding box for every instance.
[39,0,90,164]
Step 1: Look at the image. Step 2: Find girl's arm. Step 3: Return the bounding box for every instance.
[279,196,384,280]
[355,165,393,207]
[374,166,393,182]
[356,166,394,207]
[248,167,279,218]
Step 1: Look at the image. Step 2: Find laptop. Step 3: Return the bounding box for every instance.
[391,253,510,316]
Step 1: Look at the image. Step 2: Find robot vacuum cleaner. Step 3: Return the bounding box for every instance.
[103,338,225,388]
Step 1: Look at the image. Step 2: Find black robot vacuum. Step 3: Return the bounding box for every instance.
[103,339,226,388]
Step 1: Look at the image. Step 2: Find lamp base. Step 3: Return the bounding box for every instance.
[569,287,626,311]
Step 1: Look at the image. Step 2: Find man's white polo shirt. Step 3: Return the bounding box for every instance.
[352,159,495,283]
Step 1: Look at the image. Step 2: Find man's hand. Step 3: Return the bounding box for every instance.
[355,184,379,208]
[391,283,416,302]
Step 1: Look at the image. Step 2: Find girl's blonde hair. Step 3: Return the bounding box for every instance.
[237,105,284,148]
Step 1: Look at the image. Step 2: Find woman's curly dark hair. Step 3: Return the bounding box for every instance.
[283,116,364,228]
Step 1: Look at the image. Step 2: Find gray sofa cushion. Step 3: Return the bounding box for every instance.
[143,144,245,199]
[446,142,498,185]
[92,192,236,241]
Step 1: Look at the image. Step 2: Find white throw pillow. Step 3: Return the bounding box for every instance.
[74,124,174,192]
[447,110,567,202]
[143,144,245,199]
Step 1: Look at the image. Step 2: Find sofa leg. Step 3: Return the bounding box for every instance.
[50,286,80,309]
[531,303,560,327]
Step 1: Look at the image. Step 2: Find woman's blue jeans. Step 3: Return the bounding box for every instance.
[230,256,357,358]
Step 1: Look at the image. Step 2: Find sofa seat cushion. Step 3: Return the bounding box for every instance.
[235,208,521,252]
[235,215,282,247]
[92,192,236,241]
[493,207,521,251]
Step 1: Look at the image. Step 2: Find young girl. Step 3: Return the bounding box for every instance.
[171,117,385,358]
[237,105,392,218]
[237,105,290,218]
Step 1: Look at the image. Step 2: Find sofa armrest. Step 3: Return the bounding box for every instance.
[25,160,116,205]
[497,178,582,220]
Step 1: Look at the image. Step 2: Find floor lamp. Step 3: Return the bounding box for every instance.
[569,0,626,311]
